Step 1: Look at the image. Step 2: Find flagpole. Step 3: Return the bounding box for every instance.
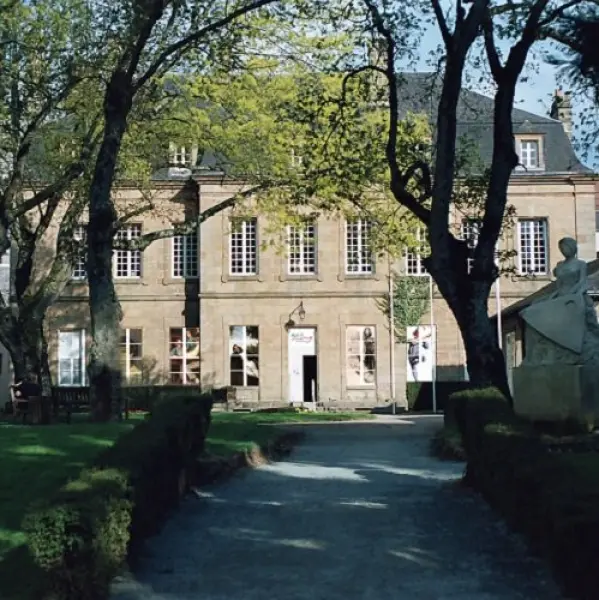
[429,274,437,413]
[388,263,396,415]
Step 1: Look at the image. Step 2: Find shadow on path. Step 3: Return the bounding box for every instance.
[112,417,563,600]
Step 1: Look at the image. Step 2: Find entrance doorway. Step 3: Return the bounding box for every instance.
[288,328,317,405]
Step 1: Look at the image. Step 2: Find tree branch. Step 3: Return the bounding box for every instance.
[136,0,279,90]
[431,0,453,49]
[482,10,503,82]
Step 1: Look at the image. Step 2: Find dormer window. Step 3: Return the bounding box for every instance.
[169,143,197,168]
[516,137,543,171]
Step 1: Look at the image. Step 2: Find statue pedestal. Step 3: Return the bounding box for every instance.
[513,364,599,424]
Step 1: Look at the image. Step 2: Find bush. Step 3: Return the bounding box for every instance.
[24,392,213,599]
[453,387,599,599]
[406,381,471,412]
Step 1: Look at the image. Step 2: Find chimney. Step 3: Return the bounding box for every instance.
[550,89,573,139]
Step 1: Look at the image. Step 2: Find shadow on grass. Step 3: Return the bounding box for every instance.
[0,418,136,600]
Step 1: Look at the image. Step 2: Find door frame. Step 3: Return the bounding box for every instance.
[287,326,318,406]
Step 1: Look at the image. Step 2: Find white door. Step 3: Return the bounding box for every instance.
[288,328,316,405]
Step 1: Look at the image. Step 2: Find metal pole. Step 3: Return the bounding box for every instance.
[389,265,396,414]
[496,275,503,349]
[429,274,437,413]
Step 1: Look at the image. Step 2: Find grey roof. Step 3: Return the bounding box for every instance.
[493,259,599,321]
[397,72,591,175]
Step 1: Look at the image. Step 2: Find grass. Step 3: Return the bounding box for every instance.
[0,416,137,600]
[205,410,373,457]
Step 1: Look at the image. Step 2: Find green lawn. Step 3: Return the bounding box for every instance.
[0,418,137,599]
[205,410,373,457]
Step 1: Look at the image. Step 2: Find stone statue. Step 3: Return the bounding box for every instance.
[521,237,599,366]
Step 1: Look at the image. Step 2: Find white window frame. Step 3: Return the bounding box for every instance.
[72,225,87,280]
[169,327,200,385]
[114,224,142,279]
[518,138,542,171]
[58,329,86,386]
[120,328,143,383]
[346,325,376,387]
[229,218,258,276]
[229,325,260,388]
[171,145,191,167]
[172,232,198,278]
[405,229,427,276]
[517,219,548,275]
[345,218,373,275]
[287,222,316,275]
[0,232,10,268]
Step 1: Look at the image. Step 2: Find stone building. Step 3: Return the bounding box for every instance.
[3,76,595,409]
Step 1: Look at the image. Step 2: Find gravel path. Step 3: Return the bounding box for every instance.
[111,415,563,600]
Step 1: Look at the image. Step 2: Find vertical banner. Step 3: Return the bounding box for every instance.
[406,325,436,383]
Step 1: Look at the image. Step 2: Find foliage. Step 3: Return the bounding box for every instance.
[388,275,430,342]
[430,425,465,461]
[23,392,213,599]
[453,386,599,600]
[0,418,136,600]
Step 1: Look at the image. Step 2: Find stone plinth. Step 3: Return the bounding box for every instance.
[513,364,599,424]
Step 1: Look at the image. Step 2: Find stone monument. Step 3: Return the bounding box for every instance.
[513,237,599,424]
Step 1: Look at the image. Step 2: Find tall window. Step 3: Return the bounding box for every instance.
[346,219,373,274]
[518,139,541,170]
[517,219,548,275]
[173,232,198,278]
[287,221,316,275]
[405,229,427,276]
[119,329,143,383]
[346,326,376,387]
[169,327,200,384]
[0,233,9,268]
[229,325,259,387]
[230,218,257,276]
[72,225,86,280]
[114,224,142,278]
[58,330,85,386]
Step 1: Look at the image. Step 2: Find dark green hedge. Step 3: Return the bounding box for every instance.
[24,392,213,599]
[406,381,471,412]
[453,387,599,600]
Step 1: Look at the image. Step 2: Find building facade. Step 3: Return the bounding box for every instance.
[2,82,595,409]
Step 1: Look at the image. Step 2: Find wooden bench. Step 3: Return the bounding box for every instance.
[51,386,91,422]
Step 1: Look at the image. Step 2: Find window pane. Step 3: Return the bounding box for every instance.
[229,325,259,386]
[345,326,376,386]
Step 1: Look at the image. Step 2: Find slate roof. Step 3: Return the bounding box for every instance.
[396,72,591,175]
[157,71,592,180]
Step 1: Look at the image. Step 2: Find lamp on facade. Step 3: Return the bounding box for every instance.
[285,300,306,330]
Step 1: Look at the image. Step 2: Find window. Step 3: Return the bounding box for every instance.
[169,327,200,384]
[518,139,541,170]
[517,219,548,275]
[230,218,257,276]
[346,219,373,274]
[119,329,143,383]
[171,145,191,167]
[173,232,198,278]
[58,330,85,386]
[460,218,481,273]
[114,224,142,278]
[72,225,86,280]
[287,221,316,275]
[346,326,376,387]
[405,229,427,276]
[229,325,259,387]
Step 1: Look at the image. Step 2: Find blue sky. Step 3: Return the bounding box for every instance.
[406,26,597,170]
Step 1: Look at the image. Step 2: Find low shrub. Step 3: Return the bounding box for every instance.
[430,425,465,461]
[453,387,599,599]
[406,381,471,412]
[24,392,213,599]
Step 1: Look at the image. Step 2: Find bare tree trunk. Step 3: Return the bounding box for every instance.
[87,72,132,421]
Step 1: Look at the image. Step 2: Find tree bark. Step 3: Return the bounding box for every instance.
[87,71,132,422]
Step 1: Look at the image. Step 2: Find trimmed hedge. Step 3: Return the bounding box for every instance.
[24,392,213,599]
[453,387,599,600]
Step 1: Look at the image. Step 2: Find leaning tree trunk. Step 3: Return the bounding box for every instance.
[9,316,51,392]
[87,72,132,422]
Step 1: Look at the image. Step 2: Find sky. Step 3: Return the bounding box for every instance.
[407,25,598,170]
